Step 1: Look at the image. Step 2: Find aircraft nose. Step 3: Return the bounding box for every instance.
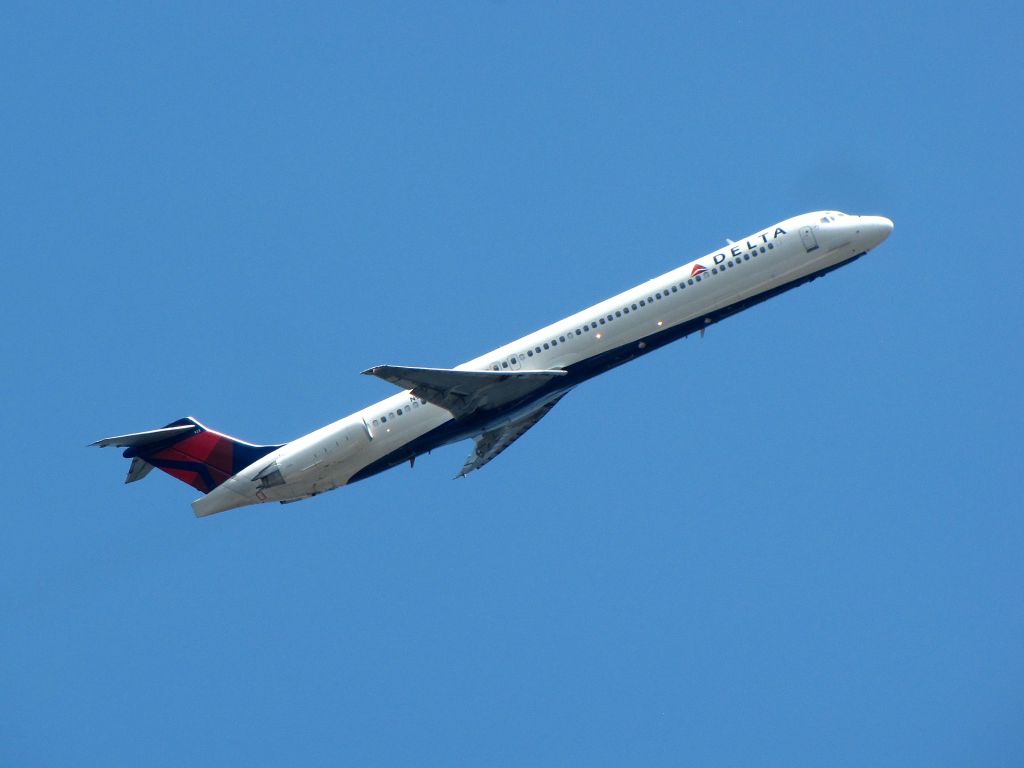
[858,215,894,249]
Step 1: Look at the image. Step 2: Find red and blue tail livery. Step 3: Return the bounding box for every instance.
[91,417,281,494]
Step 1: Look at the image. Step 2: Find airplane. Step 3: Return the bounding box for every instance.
[93,211,893,517]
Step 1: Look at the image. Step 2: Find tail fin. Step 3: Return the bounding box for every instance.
[92,417,282,494]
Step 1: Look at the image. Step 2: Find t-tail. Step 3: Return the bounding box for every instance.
[91,417,282,495]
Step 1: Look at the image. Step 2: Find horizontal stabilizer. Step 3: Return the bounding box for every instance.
[125,457,155,484]
[91,424,197,449]
[363,365,567,419]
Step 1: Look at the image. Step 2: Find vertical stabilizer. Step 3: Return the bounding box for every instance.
[92,418,282,494]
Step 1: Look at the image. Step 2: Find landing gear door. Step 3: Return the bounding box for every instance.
[799,226,819,252]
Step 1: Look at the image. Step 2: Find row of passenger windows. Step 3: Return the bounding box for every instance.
[490,241,775,370]
[371,242,777,421]
[372,395,427,428]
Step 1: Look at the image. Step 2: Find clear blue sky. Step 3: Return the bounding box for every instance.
[3,3,1022,765]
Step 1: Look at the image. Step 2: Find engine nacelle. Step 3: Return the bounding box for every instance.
[260,418,370,488]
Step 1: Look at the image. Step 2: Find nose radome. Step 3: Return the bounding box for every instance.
[859,215,894,248]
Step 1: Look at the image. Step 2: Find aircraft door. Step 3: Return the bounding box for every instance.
[799,226,819,252]
[507,354,522,370]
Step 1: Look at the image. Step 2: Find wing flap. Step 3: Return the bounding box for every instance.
[363,365,567,418]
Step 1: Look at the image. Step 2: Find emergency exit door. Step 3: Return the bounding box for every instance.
[799,226,819,252]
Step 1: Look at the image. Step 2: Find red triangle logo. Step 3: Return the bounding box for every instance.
[690,263,708,276]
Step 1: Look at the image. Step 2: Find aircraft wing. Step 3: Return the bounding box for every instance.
[362,365,567,419]
[456,395,565,478]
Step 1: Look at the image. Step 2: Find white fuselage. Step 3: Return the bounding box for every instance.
[192,211,893,516]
